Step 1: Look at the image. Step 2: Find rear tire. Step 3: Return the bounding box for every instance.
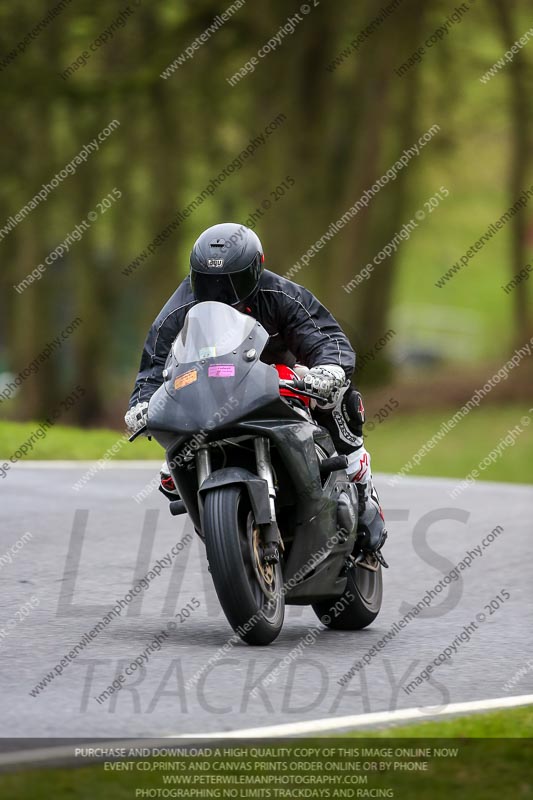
[203,485,284,645]
[312,560,382,630]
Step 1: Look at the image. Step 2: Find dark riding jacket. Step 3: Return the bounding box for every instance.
[129,270,355,408]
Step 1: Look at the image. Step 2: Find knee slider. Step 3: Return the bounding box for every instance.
[343,387,365,437]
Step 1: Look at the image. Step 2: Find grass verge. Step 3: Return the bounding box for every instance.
[366,404,533,484]
[0,420,158,461]
[0,709,531,800]
[2,406,532,485]
[347,704,533,737]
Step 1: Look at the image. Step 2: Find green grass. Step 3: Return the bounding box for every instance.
[347,705,533,738]
[392,30,533,366]
[0,709,530,800]
[367,404,533,484]
[393,158,524,364]
[1,406,532,486]
[0,420,160,461]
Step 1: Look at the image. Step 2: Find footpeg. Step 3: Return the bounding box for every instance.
[375,548,389,569]
[353,552,381,572]
[169,499,187,516]
[357,528,389,569]
[320,455,348,477]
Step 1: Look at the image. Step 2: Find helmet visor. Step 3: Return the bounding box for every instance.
[191,261,260,306]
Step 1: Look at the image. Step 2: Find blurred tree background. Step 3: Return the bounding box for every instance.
[0,0,532,426]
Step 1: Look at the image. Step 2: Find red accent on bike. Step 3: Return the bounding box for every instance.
[161,475,176,491]
[261,254,265,263]
[274,364,310,408]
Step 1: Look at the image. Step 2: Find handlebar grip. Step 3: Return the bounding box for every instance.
[129,425,148,442]
[279,378,324,401]
[280,378,306,390]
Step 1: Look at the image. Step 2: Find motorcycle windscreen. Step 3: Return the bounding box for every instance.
[172,301,257,362]
[148,301,280,435]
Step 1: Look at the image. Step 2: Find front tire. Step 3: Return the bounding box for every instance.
[203,485,284,645]
[312,560,382,630]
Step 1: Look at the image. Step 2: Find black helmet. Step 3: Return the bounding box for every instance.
[189,222,264,306]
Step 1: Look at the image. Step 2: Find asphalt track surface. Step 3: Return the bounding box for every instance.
[1,463,532,741]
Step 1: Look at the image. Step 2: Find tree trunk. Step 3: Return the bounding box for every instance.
[492,0,532,344]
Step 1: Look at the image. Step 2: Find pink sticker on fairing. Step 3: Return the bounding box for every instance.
[208,364,236,378]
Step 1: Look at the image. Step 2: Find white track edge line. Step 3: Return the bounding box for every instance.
[169,693,533,739]
[0,694,531,767]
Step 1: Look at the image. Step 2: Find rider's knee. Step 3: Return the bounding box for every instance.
[342,387,365,438]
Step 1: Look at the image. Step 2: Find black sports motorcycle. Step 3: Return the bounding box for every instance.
[132,301,382,645]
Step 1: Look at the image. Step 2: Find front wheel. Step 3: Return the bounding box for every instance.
[203,485,285,645]
[312,560,382,630]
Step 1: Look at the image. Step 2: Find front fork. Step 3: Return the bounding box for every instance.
[196,445,211,486]
[254,437,276,520]
[196,438,281,564]
[254,437,282,564]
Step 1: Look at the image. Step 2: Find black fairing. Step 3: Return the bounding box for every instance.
[147,302,302,441]
[145,301,357,604]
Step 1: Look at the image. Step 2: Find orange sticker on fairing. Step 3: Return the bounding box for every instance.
[174,369,198,390]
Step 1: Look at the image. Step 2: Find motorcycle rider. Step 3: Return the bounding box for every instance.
[125,223,387,558]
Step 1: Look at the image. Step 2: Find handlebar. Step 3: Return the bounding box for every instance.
[281,377,305,391]
[279,379,329,402]
[128,425,148,442]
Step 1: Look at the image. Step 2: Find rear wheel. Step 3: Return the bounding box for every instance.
[312,559,382,630]
[203,485,284,645]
